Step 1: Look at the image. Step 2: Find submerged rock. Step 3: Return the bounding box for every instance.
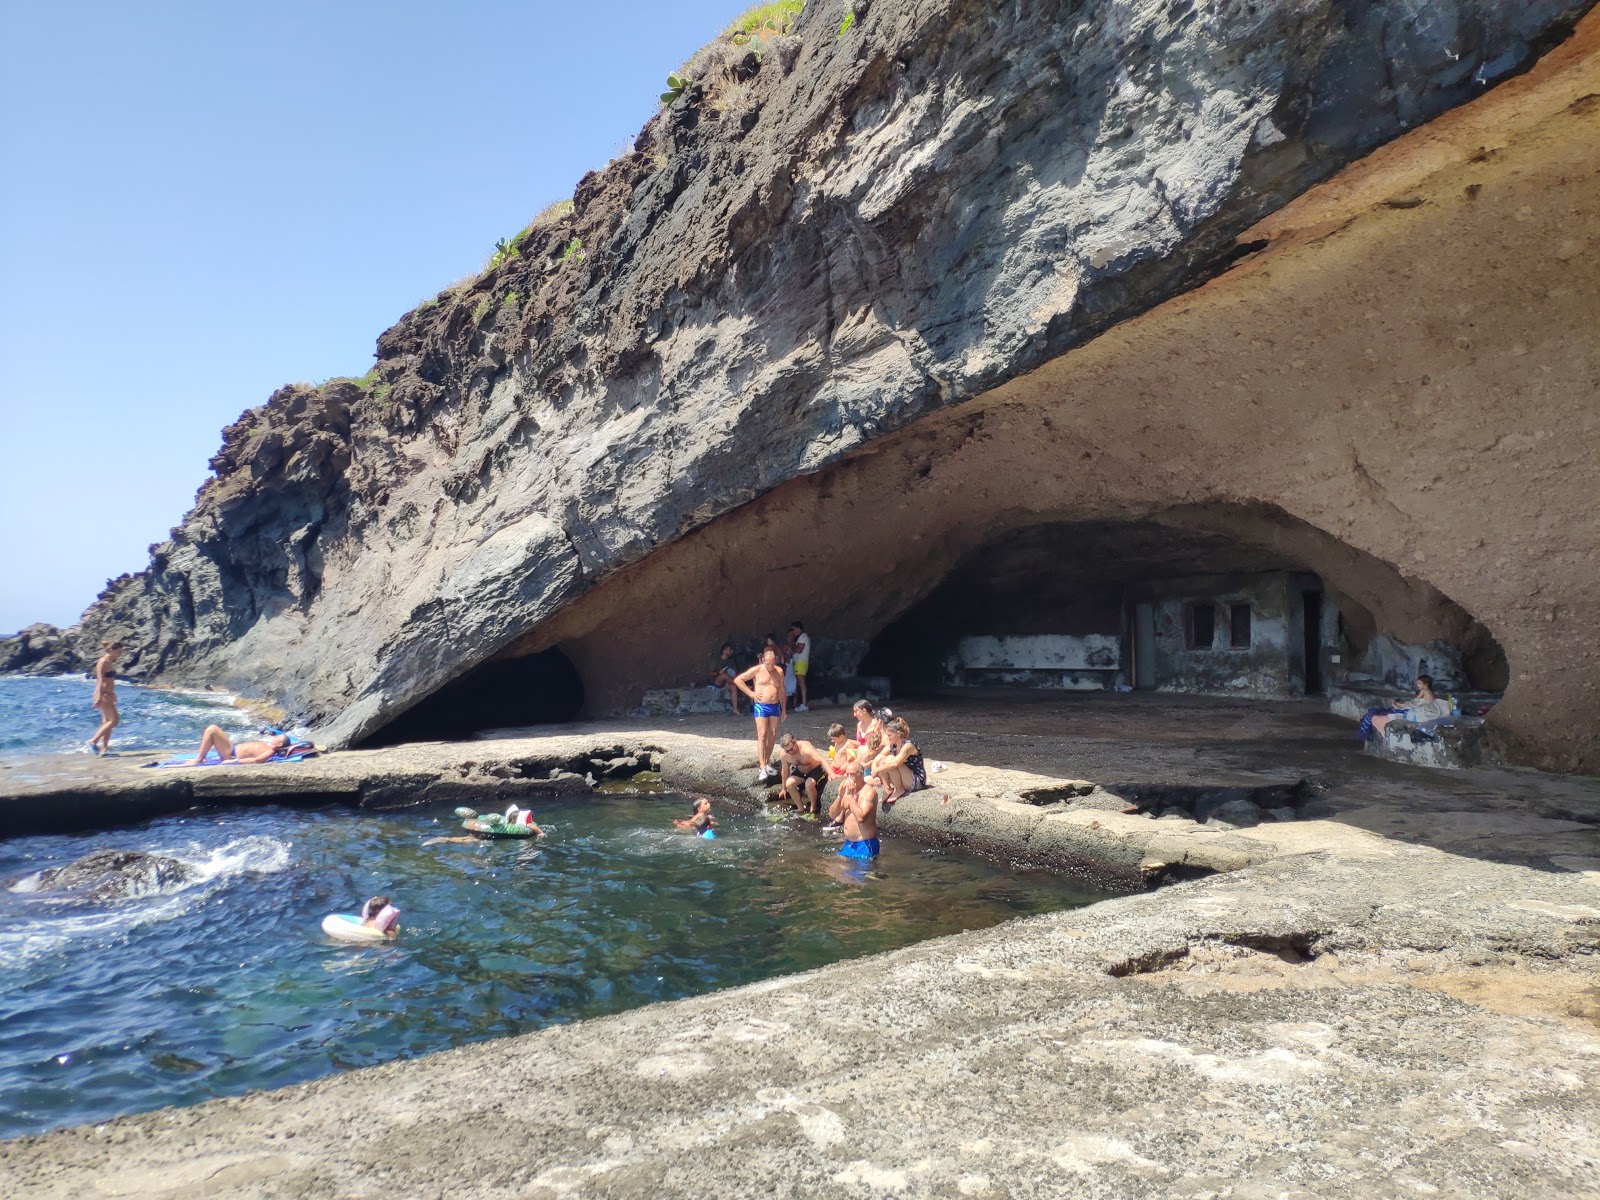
[31,850,195,900]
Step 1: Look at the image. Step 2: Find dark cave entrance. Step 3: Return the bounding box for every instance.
[860,517,1506,701]
[361,647,584,747]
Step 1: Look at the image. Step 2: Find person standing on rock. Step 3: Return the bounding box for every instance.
[88,642,124,756]
[788,621,812,713]
[735,647,786,784]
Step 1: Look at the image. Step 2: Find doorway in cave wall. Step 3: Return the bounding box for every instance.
[1303,591,1324,694]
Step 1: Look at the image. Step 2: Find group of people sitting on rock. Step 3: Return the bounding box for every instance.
[725,665,928,859]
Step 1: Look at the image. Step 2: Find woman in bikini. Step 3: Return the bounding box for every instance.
[852,700,883,748]
[88,642,124,756]
[873,717,927,805]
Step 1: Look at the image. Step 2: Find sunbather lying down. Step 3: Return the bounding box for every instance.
[188,726,293,766]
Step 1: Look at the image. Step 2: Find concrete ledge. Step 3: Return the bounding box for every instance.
[4,846,1596,1198]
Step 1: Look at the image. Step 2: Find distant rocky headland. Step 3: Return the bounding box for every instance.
[7,0,1598,772]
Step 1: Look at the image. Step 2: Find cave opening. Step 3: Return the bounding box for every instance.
[859,516,1505,702]
[361,647,584,747]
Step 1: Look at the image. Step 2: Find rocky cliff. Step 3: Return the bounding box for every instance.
[55,0,1597,759]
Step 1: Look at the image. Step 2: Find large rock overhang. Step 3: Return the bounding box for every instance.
[492,18,1600,773]
[75,2,1599,769]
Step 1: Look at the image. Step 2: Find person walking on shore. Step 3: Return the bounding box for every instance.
[88,642,124,756]
[735,647,786,784]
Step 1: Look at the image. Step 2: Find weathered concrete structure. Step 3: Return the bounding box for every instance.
[38,0,1596,776]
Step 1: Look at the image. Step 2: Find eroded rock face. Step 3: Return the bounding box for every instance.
[30,850,195,900]
[61,0,1595,753]
[0,624,85,676]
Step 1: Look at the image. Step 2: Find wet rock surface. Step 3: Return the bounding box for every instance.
[47,0,1594,758]
[27,849,194,900]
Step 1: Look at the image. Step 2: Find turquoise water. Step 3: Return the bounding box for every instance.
[0,675,261,758]
[0,792,1107,1138]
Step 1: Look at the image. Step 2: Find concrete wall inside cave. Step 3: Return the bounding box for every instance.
[510,501,1501,721]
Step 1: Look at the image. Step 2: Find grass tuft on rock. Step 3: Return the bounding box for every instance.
[727,0,803,42]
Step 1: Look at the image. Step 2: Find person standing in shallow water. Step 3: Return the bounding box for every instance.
[88,642,124,756]
[831,757,880,860]
[735,647,786,784]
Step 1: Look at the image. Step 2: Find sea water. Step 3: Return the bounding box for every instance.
[0,793,1109,1138]
[0,675,259,758]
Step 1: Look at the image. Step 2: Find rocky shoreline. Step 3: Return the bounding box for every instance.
[1,698,1598,1196]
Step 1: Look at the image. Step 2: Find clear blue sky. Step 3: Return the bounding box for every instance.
[0,0,748,633]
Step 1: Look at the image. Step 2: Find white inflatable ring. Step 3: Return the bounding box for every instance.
[321,913,388,944]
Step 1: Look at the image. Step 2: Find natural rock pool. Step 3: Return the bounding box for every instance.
[0,790,1110,1138]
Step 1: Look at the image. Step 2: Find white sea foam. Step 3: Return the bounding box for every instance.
[0,836,291,970]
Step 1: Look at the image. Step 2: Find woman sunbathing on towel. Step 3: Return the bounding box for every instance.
[187,726,293,765]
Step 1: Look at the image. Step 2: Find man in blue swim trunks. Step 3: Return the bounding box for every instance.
[832,757,880,860]
[734,647,787,785]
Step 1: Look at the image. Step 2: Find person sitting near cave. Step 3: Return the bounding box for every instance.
[777,731,830,819]
[186,726,292,765]
[704,642,742,715]
[826,723,857,776]
[870,717,927,805]
[673,797,717,837]
[1360,674,1452,740]
[853,699,883,748]
[360,895,401,938]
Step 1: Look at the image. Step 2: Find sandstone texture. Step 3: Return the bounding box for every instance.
[33,0,1594,770]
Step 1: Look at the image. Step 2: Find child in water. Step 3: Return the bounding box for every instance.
[359,896,401,938]
[674,798,717,837]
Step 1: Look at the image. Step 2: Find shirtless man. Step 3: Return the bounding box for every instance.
[187,726,292,766]
[777,732,830,818]
[734,647,787,784]
[829,758,880,860]
[88,642,124,756]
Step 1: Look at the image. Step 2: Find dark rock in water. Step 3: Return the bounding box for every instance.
[32,850,195,900]
[0,623,86,676]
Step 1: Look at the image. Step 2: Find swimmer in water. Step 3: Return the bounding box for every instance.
[360,895,400,939]
[674,797,717,836]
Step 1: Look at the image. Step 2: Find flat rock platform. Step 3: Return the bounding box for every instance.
[2,694,1598,1198]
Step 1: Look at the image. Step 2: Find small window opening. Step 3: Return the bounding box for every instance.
[1187,603,1216,649]
[1230,604,1253,648]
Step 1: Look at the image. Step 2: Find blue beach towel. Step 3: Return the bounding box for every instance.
[143,746,316,769]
